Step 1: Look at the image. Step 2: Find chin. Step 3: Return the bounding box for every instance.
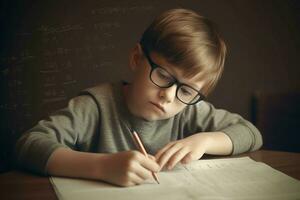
[141,113,172,121]
[141,115,159,122]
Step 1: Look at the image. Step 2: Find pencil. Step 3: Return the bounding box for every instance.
[132,130,160,184]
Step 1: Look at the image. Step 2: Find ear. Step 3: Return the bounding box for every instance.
[128,43,143,71]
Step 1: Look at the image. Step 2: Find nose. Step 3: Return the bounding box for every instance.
[158,85,177,103]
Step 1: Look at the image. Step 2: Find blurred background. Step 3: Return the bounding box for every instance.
[1,0,299,172]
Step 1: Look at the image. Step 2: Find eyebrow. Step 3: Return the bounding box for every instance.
[147,53,202,91]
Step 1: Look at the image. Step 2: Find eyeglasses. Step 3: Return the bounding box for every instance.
[141,45,205,105]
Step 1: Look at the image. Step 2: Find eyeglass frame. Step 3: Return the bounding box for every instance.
[140,44,206,105]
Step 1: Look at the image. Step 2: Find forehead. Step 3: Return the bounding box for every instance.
[149,51,206,90]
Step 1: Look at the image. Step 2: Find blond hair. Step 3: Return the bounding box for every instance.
[140,8,226,96]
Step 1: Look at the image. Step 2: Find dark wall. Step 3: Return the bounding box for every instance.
[1,0,299,171]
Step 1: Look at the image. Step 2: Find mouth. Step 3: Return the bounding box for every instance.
[150,102,166,113]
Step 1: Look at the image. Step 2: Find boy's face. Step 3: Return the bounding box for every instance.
[125,44,205,121]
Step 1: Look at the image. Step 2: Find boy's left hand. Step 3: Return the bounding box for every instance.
[155,133,210,170]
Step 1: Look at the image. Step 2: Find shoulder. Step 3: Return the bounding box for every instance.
[182,100,241,122]
[76,81,123,114]
[81,82,114,98]
[63,93,99,120]
[79,82,117,104]
[179,100,231,126]
[181,100,214,117]
[57,83,115,118]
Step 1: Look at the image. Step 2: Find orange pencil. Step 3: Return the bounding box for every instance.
[132,130,160,184]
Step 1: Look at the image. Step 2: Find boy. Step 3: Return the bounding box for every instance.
[14,8,262,187]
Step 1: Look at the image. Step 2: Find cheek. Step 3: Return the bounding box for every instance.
[131,77,155,103]
[175,103,186,112]
[135,69,155,93]
[167,102,186,116]
[132,70,152,90]
[134,78,151,96]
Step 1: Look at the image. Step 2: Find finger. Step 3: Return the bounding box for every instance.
[155,142,174,160]
[148,154,156,161]
[181,153,193,165]
[128,172,145,185]
[139,156,160,173]
[181,151,205,164]
[134,164,154,181]
[120,181,136,187]
[118,171,143,187]
[166,147,190,170]
[126,158,153,184]
[157,144,182,170]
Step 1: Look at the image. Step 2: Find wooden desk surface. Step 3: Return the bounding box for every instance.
[1,150,300,200]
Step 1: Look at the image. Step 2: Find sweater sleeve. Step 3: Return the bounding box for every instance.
[183,101,263,155]
[13,95,99,175]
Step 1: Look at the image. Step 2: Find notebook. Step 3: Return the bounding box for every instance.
[50,157,300,200]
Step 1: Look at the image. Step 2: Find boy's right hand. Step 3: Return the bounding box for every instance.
[96,151,160,187]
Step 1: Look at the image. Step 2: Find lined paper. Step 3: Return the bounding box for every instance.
[50,157,300,200]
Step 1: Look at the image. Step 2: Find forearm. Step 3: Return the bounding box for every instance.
[201,132,233,155]
[46,147,105,180]
[46,148,160,187]
[193,101,262,155]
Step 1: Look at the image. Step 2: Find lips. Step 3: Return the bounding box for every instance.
[150,102,165,113]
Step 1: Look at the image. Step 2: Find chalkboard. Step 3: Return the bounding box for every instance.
[0,0,209,171]
[2,0,299,172]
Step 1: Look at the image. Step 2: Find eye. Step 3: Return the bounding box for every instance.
[180,87,193,96]
[157,68,173,81]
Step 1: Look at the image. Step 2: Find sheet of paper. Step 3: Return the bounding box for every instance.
[50,157,300,200]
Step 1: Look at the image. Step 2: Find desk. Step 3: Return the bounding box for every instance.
[1,150,300,200]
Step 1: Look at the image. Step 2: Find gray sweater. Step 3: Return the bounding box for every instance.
[14,82,263,174]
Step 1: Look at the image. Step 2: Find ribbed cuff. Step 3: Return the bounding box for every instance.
[220,124,254,155]
[17,139,66,175]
